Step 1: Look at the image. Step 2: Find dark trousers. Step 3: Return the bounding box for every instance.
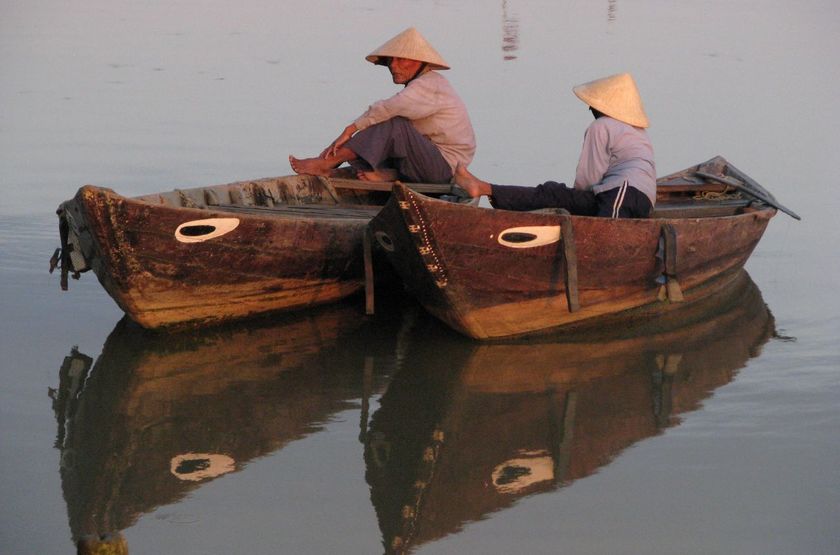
[345,117,453,184]
[490,180,652,218]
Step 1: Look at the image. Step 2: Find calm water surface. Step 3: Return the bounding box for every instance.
[2,1,839,554]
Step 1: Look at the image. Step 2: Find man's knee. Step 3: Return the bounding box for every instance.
[387,116,412,129]
[364,116,411,134]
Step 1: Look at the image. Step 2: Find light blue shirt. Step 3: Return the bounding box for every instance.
[574,116,656,205]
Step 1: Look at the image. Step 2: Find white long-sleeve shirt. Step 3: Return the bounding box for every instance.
[574,116,656,205]
[353,71,476,171]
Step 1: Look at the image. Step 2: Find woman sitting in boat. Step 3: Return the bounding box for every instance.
[455,73,656,218]
[289,27,475,185]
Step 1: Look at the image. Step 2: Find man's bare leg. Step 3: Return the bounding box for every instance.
[288,155,332,176]
[454,163,492,197]
[289,147,357,177]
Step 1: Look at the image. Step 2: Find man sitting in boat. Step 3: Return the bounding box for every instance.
[289,27,475,184]
[455,73,656,218]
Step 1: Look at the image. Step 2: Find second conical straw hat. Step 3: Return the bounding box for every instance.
[366,27,450,70]
[573,73,649,128]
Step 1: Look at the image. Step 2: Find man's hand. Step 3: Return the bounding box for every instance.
[321,124,358,159]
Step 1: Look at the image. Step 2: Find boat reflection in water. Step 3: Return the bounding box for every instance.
[52,270,775,554]
[363,270,776,554]
[51,300,403,552]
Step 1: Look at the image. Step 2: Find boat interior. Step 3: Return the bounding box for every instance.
[127,157,777,221]
[134,176,388,220]
[131,174,462,220]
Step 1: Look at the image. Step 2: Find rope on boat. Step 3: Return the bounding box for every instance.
[693,188,743,201]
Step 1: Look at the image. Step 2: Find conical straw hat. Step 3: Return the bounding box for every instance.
[366,27,450,70]
[573,73,649,128]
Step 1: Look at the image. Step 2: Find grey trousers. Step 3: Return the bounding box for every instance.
[346,116,453,183]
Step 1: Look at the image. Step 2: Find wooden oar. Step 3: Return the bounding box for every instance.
[694,171,801,220]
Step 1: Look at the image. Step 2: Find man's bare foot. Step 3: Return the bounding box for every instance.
[454,164,492,197]
[289,155,334,177]
[357,168,399,182]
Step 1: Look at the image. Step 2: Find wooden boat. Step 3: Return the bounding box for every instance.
[364,271,775,553]
[368,156,797,340]
[52,173,459,329]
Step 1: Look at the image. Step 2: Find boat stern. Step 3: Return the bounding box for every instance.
[53,186,101,290]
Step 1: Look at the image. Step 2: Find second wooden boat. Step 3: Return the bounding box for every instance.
[368,156,793,339]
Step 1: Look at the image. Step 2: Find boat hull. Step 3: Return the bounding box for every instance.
[57,176,385,328]
[369,161,776,339]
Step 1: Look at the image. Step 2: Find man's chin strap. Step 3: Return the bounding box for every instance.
[405,63,429,86]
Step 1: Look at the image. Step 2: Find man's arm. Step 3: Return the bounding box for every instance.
[574,120,610,189]
[353,77,439,131]
[322,123,359,158]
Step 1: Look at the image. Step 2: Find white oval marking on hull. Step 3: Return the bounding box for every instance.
[492,451,554,493]
[497,226,561,248]
[175,218,240,243]
[170,453,236,481]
